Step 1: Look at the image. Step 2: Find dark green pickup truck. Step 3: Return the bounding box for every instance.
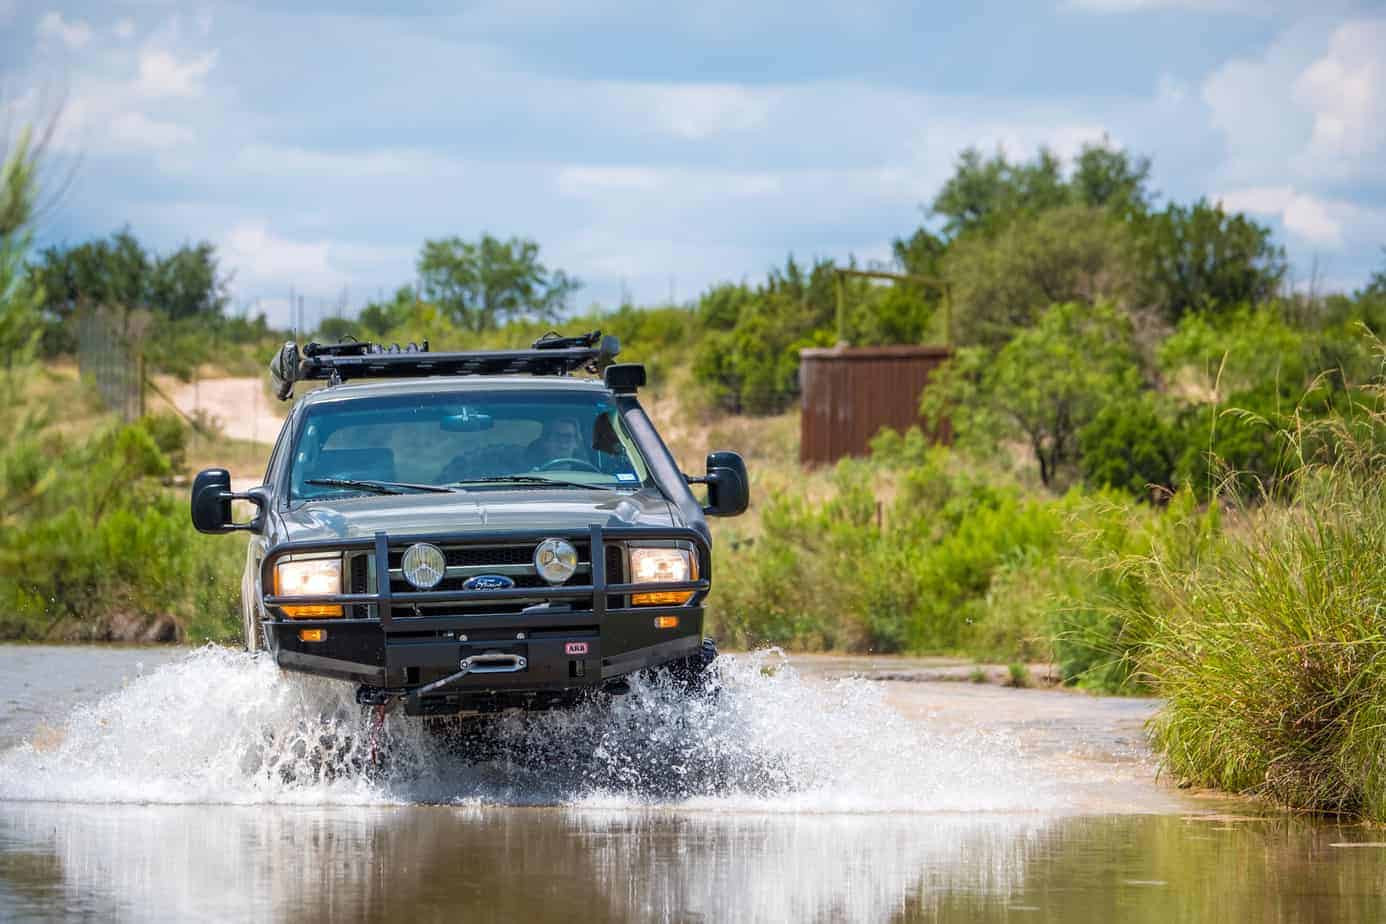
[190,332,748,717]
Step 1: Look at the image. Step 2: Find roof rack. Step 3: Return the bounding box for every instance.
[270,330,620,401]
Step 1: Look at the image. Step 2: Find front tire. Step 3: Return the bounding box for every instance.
[666,638,718,693]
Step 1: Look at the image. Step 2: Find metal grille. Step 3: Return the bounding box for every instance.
[355,540,629,618]
[349,555,369,619]
[386,540,604,617]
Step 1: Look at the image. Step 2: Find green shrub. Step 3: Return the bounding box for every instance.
[709,449,1071,656]
[1078,393,1180,499]
[0,411,242,641]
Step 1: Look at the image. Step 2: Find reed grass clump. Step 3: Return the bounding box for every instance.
[1135,378,1386,819]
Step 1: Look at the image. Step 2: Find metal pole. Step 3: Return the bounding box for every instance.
[835,272,846,345]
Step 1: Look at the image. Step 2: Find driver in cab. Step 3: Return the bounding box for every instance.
[525,416,584,470]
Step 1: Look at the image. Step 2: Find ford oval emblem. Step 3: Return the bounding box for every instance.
[463,574,515,591]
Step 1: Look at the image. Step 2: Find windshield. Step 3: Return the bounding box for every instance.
[288,390,650,500]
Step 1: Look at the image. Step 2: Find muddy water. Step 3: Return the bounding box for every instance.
[1,647,1383,922]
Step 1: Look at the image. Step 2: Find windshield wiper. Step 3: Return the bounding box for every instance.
[305,478,459,495]
[452,475,615,492]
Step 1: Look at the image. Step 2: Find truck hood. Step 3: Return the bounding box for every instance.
[277,487,676,543]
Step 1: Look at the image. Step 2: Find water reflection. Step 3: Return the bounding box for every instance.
[2,804,1384,922]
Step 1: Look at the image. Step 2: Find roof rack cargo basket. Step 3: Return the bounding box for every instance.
[270,331,620,400]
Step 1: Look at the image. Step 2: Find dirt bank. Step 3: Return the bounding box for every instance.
[160,376,283,445]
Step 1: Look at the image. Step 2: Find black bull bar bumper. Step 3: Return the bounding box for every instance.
[258,525,710,706]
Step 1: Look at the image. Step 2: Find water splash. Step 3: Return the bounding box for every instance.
[0,646,1053,812]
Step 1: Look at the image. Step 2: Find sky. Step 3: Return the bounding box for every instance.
[3,0,1385,328]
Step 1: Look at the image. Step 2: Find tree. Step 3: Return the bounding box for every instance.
[929,141,1153,240]
[690,256,840,414]
[891,226,947,278]
[928,301,1143,488]
[33,229,228,333]
[416,234,578,333]
[0,128,44,364]
[148,241,228,320]
[944,206,1140,348]
[1363,247,1386,298]
[931,147,1068,238]
[1137,200,1286,322]
[357,286,417,336]
[1071,143,1153,216]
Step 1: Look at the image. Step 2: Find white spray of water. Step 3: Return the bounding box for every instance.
[0,646,1056,812]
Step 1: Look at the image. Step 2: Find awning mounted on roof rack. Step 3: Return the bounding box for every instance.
[269,330,620,401]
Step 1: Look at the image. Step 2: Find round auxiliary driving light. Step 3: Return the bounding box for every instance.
[401,542,446,589]
[534,538,578,584]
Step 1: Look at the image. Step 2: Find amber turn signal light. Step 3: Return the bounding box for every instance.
[653,615,679,629]
[632,591,694,606]
[298,629,327,643]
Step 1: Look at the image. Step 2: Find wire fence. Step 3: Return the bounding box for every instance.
[76,307,144,422]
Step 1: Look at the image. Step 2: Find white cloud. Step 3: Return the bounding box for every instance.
[1217,186,1342,244]
[1202,18,1386,187]
[1293,21,1386,167]
[36,11,93,49]
[136,49,218,98]
[108,111,194,150]
[235,144,463,179]
[640,84,779,140]
[555,165,784,199]
[115,19,136,40]
[0,1,18,26]
[220,222,339,293]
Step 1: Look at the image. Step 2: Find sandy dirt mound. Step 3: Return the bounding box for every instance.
[165,376,284,445]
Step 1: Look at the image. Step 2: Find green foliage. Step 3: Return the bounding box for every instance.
[709,447,1071,656]
[33,228,232,356]
[931,142,1153,239]
[1364,248,1386,298]
[1152,306,1385,500]
[0,130,43,365]
[1078,393,1180,498]
[0,407,243,642]
[943,206,1140,347]
[357,286,417,336]
[417,234,579,333]
[1159,305,1310,397]
[1138,200,1286,323]
[1131,433,1386,819]
[891,227,947,278]
[1070,143,1154,216]
[932,147,1069,238]
[690,257,839,414]
[930,301,1143,487]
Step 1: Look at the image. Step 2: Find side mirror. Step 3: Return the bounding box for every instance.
[698,451,749,518]
[191,468,266,534]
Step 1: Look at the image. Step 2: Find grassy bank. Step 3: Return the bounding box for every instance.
[0,365,248,644]
[1127,405,1386,820]
[700,426,1209,690]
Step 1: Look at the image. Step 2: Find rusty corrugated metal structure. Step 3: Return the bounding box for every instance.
[798,345,953,466]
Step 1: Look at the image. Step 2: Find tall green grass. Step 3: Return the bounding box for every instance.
[1129,372,1386,819]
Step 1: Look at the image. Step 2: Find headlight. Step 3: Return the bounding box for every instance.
[274,556,343,618]
[629,547,696,606]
